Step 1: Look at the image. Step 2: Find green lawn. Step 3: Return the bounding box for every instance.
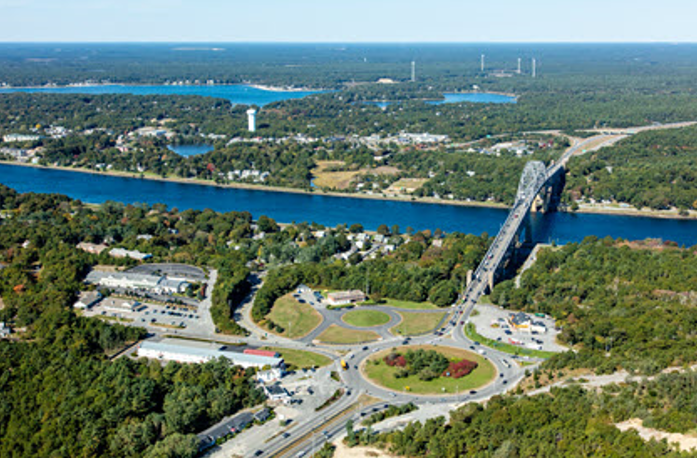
[372,298,440,310]
[262,347,332,369]
[390,312,447,336]
[267,294,323,339]
[342,309,392,327]
[364,345,496,395]
[465,323,558,359]
[316,325,380,345]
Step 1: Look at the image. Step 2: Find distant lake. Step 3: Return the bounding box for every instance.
[363,93,516,108]
[0,84,327,106]
[167,144,214,157]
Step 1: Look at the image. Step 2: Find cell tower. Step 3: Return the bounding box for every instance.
[517,57,522,74]
[532,58,537,78]
[246,108,257,133]
[411,61,416,82]
[480,54,485,72]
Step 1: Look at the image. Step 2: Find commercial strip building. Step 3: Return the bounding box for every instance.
[327,290,367,306]
[136,339,285,370]
[85,271,190,294]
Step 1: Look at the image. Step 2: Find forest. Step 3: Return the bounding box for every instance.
[490,237,697,374]
[366,371,697,457]
[566,125,697,211]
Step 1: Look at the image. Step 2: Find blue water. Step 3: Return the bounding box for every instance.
[0,164,695,246]
[0,84,326,106]
[363,93,516,108]
[167,144,214,157]
[431,93,517,105]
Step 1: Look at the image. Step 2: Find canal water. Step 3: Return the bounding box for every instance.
[1,164,695,246]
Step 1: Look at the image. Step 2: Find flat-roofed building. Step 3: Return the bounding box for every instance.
[327,290,366,306]
[109,248,152,261]
[73,291,103,309]
[76,242,109,255]
[85,271,189,294]
[137,339,285,370]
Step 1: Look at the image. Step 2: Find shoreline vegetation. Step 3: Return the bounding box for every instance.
[2,160,695,221]
[0,82,328,92]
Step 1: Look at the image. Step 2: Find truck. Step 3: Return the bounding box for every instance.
[340,359,349,370]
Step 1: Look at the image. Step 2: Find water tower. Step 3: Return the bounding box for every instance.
[246,108,257,133]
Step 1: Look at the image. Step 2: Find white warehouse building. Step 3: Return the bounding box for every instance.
[85,271,190,294]
[137,339,285,370]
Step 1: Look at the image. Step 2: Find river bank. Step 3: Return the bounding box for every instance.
[3,160,695,221]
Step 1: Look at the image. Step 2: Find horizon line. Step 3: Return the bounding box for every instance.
[0,40,695,45]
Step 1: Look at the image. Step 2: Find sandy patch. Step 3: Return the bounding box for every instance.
[333,441,398,458]
[616,419,697,452]
[385,178,429,195]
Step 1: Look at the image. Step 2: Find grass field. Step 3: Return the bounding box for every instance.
[364,345,496,395]
[385,178,429,195]
[267,293,323,339]
[370,298,439,310]
[262,347,332,369]
[465,323,558,359]
[312,161,362,190]
[342,309,392,327]
[316,325,381,345]
[390,311,447,336]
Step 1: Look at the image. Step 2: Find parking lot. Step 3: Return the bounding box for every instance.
[470,304,566,353]
[83,297,211,335]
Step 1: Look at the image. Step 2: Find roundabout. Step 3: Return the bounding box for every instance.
[362,345,497,395]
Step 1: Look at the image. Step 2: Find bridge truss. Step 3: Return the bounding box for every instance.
[516,161,547,202]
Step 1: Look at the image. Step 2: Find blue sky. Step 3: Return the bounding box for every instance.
[0,0,694,42]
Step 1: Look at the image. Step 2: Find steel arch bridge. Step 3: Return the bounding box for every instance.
[516,161,547,202]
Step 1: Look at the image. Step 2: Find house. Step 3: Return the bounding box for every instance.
[197,411,254,451]
[263,383,292,404]
[257,368,283,383]
[76,242,109,255]
[296,284,312,294]
[109,248,152,261]
[327,290,367,306]
[73,291,103,309]
[253,408,271,423]
[0,322,10,338]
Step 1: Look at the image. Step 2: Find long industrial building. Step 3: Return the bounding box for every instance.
[85,271,189,294]
[136,339,285,369]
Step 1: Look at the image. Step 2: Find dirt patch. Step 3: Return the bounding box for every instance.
[616,418,697,452]
[370,166,401,176]
[333,441,398,458]
[385,178,429,195]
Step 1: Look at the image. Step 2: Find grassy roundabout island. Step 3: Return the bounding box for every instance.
[342,309,392,327]
[364,345,496,395]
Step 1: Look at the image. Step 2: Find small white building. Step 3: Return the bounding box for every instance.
[257,368,284,383]
[263,383,292,404]
[73,291,103,309]
[327,290,366,306]
[109,248,152,261]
